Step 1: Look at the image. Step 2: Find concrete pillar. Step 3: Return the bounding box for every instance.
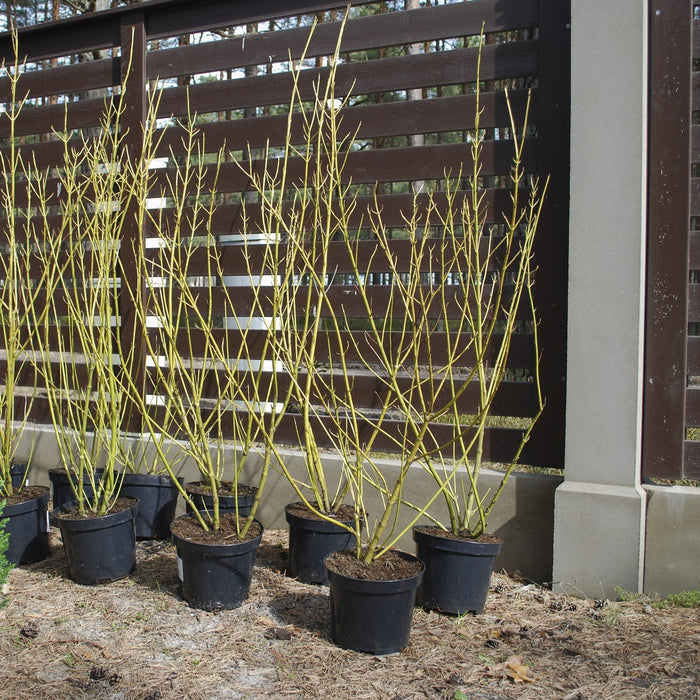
[552,0,648,598]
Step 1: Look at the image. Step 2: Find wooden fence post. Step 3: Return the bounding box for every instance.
[119,13,147,433]
[528,0,571,468]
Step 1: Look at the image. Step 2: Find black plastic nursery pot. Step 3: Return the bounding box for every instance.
[49,467,104,509]
[120,473,182,539]
[52,497,139,585]
[413,526,502,615]
[171,514,263,611]
[4,486,51,565]
[285,502,358,584]
[10,462,30,489]
[324,550,425,655]
[184,481,256,518]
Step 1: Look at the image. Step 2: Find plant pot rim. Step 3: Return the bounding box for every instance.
[52,497,139,531]
[2,485,50,515]
[413,525,502,555]
[122,472,183,486]
[171,514,264,556]
[48,466,112,483]
[324,549,425,593]
[285,501,359,529]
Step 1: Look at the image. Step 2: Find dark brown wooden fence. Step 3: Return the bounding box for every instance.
[0,0,570,469]
[645,0,699,479]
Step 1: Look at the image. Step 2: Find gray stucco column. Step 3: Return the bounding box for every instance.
[552,0,648,598]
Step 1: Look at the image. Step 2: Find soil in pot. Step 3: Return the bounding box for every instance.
[184,481,257,517]
[120,473,182,539]
[413,526,502,615]
[171,512,263,611]
[285,502,359,585]
[52,496,138,585]
[324,549,424,655]
[3,486,51,565]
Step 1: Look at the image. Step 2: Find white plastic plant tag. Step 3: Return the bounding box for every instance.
[177,555,183,581]
[45,510,50,531]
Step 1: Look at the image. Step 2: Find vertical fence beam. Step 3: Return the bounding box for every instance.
[643,0,692,479]
[119,14,147,433]
[528,0,571,469]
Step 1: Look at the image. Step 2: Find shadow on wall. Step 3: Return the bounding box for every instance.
[493,471,563,584]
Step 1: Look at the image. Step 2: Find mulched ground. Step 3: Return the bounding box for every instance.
[0,529,698,700]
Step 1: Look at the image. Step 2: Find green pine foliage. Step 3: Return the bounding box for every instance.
[0,499,13,609]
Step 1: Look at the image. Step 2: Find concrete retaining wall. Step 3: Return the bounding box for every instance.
[643,485,700,597]
[18,424,561,584]
[14,425,700,595]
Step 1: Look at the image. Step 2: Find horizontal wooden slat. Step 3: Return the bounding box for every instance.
[0,138,65,173]
[160,328,536,371]
[274,416,532,463]
[685,385,700,425]
[0,56,118,103]
[149,234,534,280]
[0,361,93,388]
[688,284,700,323]
[692,178,700,217]
[694,70,700,112]
[688,336,700,375]
[147,281,529,320]
[690,231,700,269]
[692,125,700,162]
[148,0,538,81]
[15,393,131,427]
[8,393,52,425]
[8,324,98,349]
[145,403,533,463]
[13,292,120,318]
[152,139,536,195]
[0,93,114,139]
[13,250,118,278]
[683,440,700,478]
[145,364,537,417]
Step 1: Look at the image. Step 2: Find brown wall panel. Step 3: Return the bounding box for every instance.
[644,0,692,478]
[0,0,568,468]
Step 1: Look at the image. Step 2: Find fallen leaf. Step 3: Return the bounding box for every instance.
[72,643,98,662]
[264,626,294,641]
[505,656,535,683]
[487,655,535,683]
[255,617,278,627]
